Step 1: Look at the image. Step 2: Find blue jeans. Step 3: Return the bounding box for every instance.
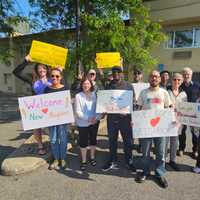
[49,124,68,160]
[141,137,166,177]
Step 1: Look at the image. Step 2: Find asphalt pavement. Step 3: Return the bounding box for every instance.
[0,120,199,200]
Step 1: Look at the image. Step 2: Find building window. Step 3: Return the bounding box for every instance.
[166,28,200,48]
[4,73,12,85]
[174,30,193,48]
[194,29,200,47]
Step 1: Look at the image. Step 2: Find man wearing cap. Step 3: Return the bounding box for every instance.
[102,66,136,172]
[87,69,104,92]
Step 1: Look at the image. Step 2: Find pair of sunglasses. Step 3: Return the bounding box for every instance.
[51,75,60,78]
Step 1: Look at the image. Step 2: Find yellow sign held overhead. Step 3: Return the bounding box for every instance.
[29,40,68,68]
[96,52,121,68]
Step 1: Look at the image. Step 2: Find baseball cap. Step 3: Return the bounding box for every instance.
[88,69,96,74]
[112,66,123,73]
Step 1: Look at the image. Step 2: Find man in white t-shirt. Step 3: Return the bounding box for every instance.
[136,70,172,189]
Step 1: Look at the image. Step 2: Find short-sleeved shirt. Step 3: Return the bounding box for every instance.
[137,87,172,110]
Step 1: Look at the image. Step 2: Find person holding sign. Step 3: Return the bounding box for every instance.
[74,77,101,171]
[136,70,172,189]
[166,73,187,171]
[44,68,69,170]
[178,67,200,158]
[102,66,136,172]
[13,55,51,155]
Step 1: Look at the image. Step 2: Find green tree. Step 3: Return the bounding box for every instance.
[29,0,165,76]
[0,0,27,63]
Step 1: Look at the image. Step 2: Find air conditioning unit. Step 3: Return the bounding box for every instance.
[173,51,192,59]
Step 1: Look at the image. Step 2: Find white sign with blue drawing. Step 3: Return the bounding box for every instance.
[96,90,133,114]
[176,102,200,127]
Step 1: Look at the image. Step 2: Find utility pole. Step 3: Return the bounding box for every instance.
[76,0,82,76]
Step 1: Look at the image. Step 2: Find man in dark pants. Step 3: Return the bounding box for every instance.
[178,67,200,158]
[102,66,136,172]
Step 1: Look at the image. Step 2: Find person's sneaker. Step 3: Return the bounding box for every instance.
[191,151,198,159]
[169,161,180,171]
[177,150,184,157]
[193,167,200,174]
[135,172,147,183]
[80,162,87,171]
[48,160,60,170]
[102,161,119,172]
[156,176,168,189]
[126,159,136,172]
[89,159,97,166]
[60,160,67,169]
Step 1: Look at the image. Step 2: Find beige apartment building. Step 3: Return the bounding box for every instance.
[145,0,200,78]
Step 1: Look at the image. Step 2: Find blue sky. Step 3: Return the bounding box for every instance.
[14,0,31,17]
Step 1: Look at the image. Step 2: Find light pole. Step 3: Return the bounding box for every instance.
[76,0,82,76]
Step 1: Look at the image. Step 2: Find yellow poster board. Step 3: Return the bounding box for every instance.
[95,52,121,68]
[29,40,68,68]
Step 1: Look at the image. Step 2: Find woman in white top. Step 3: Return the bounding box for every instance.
[74,77,101,171]
[166,73,187,171]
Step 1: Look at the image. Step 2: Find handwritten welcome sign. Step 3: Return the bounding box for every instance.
[132,108,178,138]
[29,40,68,68]
[96,90,133,114]
[95,52,121,68]
[18,91,74,131]
[132,83,149,101]
[176,102,200,127]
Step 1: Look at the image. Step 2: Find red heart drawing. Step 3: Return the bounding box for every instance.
[42,108,48,114]
[150,116,160,127]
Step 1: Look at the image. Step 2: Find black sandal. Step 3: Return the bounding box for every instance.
[80,162,87,171]
[38,147,46,155]
[90,159,97,166]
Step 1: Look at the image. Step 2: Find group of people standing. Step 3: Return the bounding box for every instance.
[13,55,200,189]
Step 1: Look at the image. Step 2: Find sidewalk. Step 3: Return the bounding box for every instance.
[0,119,107,176]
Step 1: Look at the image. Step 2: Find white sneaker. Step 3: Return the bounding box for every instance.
[193,167,200,174]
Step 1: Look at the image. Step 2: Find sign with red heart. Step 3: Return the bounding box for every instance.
[131,108,178,138]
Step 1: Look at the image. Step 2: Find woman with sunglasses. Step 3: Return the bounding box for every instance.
[166,73,187,171]
[13,54,51,155]
[74,77,101,171]
[44,68,69,170]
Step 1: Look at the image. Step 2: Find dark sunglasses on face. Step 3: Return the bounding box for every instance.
[173,78,181,81]
[51,75,60,78]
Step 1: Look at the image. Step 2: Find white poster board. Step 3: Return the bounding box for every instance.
[132,108,178,138]
[176,102,200,127]
[132,83,149,101]
[96,90,133,114]
[18,90,74,131]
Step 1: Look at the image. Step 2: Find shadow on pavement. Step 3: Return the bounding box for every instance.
[9,131,32,141]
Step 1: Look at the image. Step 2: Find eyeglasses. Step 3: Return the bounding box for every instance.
[51,75,60,78]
